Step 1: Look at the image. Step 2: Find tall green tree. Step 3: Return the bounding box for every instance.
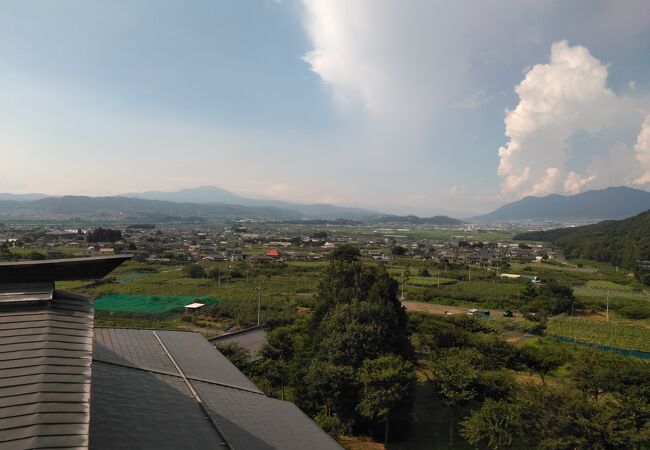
[357,355,415,445]
[431,347,482,446]
[519,345,566,385]
[294,255,413,435]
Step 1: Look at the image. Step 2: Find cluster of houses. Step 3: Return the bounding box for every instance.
[0,223,557,267]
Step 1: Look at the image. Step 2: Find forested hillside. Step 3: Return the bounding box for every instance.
[515,210,650,282]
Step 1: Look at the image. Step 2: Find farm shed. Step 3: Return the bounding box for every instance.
[184,302,205,313]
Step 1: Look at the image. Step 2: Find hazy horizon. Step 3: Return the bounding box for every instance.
[1,1,649,216]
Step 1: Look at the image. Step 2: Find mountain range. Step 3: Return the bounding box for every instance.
[3,185,649,223]
[124,186,384,220]
[0,188,462,223]
[471,186,650,222]
[0,196,303,221]
[0,193,49,202]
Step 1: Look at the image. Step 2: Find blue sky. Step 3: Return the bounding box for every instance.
[1,1,649,216]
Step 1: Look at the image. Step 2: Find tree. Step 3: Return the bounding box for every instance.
[258,327,295,400]
[518,346,565,385]
[304,361,358,424]
[538,280,576,315]
[184,264,205,279]
[0,243,13,261]
[461,399,519,449]
[293,257,413,434]
[329,244,361,262]
[259,327,294,362]
[357,355,415,445]
[431,348,482,446]
[87,228,123,243]
[391,245,407,256]
[208,267,221,283]
[314,409,347,439]
[28,251,46,260]
[214,342,251,375]
[519,282,537,306]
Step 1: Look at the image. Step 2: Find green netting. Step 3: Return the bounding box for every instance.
[94,294,223,314]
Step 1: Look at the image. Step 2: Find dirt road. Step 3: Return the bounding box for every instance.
[402,301,518,318]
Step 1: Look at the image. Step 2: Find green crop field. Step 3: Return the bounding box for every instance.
[572,280,650,320]
[94,294,223,314]
[511,261,598,274]
[574,280,648,299]
[57,261,323,317]
[405,276,457,286]
[419,279,523,309]
[547,316,650,353]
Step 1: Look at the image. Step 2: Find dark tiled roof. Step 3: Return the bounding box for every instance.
[91,329,342,450]
[0,290,94,450]
[210,327,268,358]
[89,362,225,450]
[93,328,261,393]
[0,255,131,283]
[194,381,343,450]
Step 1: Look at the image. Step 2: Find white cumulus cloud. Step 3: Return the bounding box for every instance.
[633,114,650,185]
[497,40,649,197]
[498,40,621,196]
[564,171,596,194]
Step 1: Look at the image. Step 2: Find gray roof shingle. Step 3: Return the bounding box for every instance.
[210,327,268,358]
[90,329,342,450]
[0,291,94,450]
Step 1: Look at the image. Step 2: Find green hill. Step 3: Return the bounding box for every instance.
[515,210,650,283]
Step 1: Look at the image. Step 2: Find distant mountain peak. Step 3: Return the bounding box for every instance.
[123,185,381,220]
[471,186,650,222]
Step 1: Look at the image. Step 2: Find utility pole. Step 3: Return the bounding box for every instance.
[400,270,405,302]
[437,270,440,288]
[256,286,261,327]
[468,265,471,282]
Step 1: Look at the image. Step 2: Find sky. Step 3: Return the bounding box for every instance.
[1,1,649,217]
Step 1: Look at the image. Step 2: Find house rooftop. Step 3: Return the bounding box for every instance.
[91,328,341,450]
[0,255,131,284]
[0,256,341,450]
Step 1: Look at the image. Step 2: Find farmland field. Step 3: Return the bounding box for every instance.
[406,276,456,286]
[547,316,650,353]
[574,280,649,300]
[94,294,222,314]
[418,279,523,309]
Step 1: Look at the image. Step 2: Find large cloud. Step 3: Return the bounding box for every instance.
[634,115,650,185]
[299,2,650,210]
[498,40,650,196]
[300,0,475,137]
